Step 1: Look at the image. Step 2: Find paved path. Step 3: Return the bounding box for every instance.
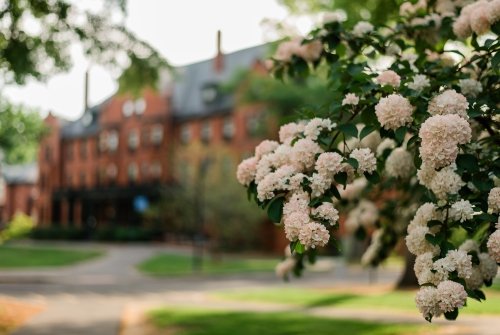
[1,242,498,335]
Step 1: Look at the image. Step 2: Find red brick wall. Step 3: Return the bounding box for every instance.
[2,183,36,223]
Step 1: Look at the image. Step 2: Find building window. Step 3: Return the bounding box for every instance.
[150,162,162,179]
[201,121,212,143]
[180,124,191,144]
[222,116,235,141]
[128,129,140,150]
[80,140,87,159]
[246,114,261,137]
[135,98,146,115]
[127,163,139,182]
[122,100,134,117]
[106,164,118,181]
[107,130,119,152]
[201,83,219,104]
[150,125,163,145]
[99,133,107,152]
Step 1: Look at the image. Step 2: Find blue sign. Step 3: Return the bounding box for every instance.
[133,195,149,213]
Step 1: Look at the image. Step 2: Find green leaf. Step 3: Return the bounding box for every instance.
[334,172,348,187]
[444,309,459,321]
[346,157,359,170]
[427,220,442,228]
[492,52,500,68]
[456,154,479,173]
[425,233,443,246]
[329,185,342,200]
[364,171,380,184]
[359,125,377,140]
[267,196,284,223]
[294,242,305,254]
[338,123,358,138]
[395,126,407,144]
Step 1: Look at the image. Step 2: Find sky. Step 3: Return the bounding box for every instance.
[3,0,290,121]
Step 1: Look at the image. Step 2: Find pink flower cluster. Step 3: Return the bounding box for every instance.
[274,38,323,63]
[453,0,500,38]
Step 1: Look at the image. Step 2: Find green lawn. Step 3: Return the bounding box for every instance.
[149,308,429,335]
[217,286,500,315]
[0,246,103,268]
[137,253,277,276]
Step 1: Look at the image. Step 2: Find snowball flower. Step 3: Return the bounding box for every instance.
[415,286,441,320]
[479,253,498,281]
[291,138,324,171]
[406,226,440,256]
[320,10,347,24]
[296,40,323,62]
[284,212,310,241]
[385,148,414,178]
[428,90,469,119]
[255,140,279,159]
[487,229,500,262]
[429,165,465,200]
[298,222,330,249]
[345,200,379,232]
[274,39,301,62]
[304,118,335,141]
[450,200,475,222]
[419,114,472,169]
[283,191,309,217]
[375,94,415,130]
[466,267,484,290]
[342,93,360,106]
[459,79,482,97]
[312,202,339,226]
[236,157,258,186]
[415,252,446,286]
[408,74,430,91]
[352,21,374,36]
[279,122,305,145]
[349,148,377,174]
[315,152,343,178]
[309,173,332,198]
[488,187,500,213]
[376,70,401,87]
[436,281,467,313]
[376,138,396,157]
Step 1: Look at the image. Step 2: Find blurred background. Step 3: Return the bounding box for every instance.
[0,1,498,335]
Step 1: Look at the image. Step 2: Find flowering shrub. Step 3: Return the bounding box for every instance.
[237,0,499,322]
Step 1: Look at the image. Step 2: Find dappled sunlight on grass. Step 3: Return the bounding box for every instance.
[0,246,103,268]
[148,308,428,335]
[217,286,500,315]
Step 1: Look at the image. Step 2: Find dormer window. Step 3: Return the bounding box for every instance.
[201,83,219,104]
[180,125,191,144]
[82,113,93,126]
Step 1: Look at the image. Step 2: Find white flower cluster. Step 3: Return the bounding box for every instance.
[375,93,415,130]
[345,200,379,233]
[408,74,430,92]
[274,38,324,63]
[419,114,471,169]
[342,93,359,106]
[376,70,401,87]
[237,118,382,250]
[415,280,467,320]
[459,79,482,97]
[487,228,500,263]
[488,187,500,213]
[352,21,374,37]
[361,229,384,266]
[453,0,500,39]
[385,147,415,179]
[428,90,469,119]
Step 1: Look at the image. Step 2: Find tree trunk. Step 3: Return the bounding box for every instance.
[396,246,419,289]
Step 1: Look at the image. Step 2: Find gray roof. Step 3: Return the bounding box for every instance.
[2,163,38,184]
[60,44,269,138]
[61,101,106,139]
[172,44,268,119]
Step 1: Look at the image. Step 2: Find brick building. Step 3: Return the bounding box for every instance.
[38,41,275,213]
[0,163,38,224]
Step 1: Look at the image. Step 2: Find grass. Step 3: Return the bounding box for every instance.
[148,308,428,335]
[217,286,500,315]
[137,253,277,276]
[0,245,103,268]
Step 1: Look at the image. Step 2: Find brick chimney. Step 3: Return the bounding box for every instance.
[214,30,224,73]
